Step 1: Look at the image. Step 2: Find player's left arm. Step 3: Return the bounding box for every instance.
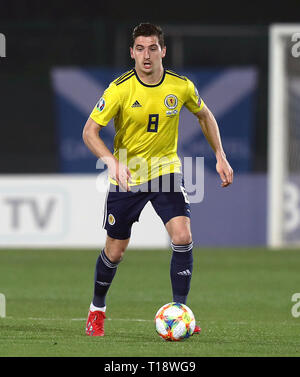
[195,104,233,187]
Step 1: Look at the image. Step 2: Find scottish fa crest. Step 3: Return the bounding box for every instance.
[164,94,178,109]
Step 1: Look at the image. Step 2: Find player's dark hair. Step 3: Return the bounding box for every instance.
[132,23,164,48]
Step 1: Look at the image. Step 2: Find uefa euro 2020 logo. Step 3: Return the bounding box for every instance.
[0,33,6,58]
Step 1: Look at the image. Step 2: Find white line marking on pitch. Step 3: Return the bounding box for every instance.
[25,317,153,322]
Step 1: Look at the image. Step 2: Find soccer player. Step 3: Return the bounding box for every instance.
[83,23,233,336]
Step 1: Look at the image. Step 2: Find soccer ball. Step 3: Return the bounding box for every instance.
[154,302,196,341]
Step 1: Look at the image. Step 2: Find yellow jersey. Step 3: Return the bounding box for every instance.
[90,68,204,185]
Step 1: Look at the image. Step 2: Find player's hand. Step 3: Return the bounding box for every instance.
[107,158,132,191]
[216,156,233,188]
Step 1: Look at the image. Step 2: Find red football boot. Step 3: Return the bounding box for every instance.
[193,325,201,335]
[85,310,105,336]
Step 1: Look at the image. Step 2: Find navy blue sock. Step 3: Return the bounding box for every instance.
[170,242,193,304]
[92,249,119,308]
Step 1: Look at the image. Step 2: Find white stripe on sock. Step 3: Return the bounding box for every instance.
[90,302,106,312]
[171,242,193,252]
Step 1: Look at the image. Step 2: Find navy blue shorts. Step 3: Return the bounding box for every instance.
[103,173,190,240]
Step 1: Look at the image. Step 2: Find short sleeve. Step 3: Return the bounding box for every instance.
[184,78,204,114]
[90,82,120,126]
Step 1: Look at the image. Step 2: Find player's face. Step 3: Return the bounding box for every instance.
[130,35,166,75]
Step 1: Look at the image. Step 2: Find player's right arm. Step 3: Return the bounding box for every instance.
[82,117,131,191]
[83,82,131,191]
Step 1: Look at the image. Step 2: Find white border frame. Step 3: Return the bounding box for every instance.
[268,24,300,247]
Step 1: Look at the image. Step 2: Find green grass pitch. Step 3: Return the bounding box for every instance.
[0,247,300,357]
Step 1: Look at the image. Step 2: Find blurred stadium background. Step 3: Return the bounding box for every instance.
[0,1,299,250]
[1,0,300,358]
